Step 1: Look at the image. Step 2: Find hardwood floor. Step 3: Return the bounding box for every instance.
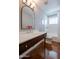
[45,40,60,59]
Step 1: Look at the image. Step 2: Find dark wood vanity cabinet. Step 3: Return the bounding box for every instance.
[19,33,47,55]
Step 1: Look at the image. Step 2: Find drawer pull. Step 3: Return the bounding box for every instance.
[26,45,28,48]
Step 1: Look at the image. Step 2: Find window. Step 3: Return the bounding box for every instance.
[42,16,47,25]
[48,15,58,24]
[42,19,47,25]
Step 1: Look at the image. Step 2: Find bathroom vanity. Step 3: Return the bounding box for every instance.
[19,31,47,59]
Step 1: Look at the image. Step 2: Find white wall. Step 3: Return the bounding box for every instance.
[34,8,47,31]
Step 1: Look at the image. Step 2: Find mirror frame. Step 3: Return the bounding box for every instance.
[20,4,35,30]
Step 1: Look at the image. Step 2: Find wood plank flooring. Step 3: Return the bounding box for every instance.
[45,41,60,59]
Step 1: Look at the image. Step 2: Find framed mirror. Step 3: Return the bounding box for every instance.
[21,6,35,30]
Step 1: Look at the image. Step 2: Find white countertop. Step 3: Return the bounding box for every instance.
[19,30,46,44]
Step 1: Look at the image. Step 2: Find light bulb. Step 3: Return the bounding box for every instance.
[22,0,26,3]
[27,1,31,6]
[30,2,35,8]
[30,5,34,8]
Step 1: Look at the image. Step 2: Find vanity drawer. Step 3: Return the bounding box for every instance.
[19,42,28,55]
[26,34,44,47]
[19,33,46,55]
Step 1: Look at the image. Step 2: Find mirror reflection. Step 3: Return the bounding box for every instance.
[22,6,35,30]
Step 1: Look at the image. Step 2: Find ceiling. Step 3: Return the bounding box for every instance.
[34,0,60,15]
